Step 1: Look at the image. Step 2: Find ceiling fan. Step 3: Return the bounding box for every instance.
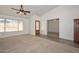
[11,5,30,15]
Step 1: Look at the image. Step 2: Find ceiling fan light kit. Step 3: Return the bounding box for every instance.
[18,11,25,15]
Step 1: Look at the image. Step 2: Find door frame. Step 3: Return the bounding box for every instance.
[74,19,79,43]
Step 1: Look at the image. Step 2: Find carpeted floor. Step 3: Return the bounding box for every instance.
[0,34,79,53]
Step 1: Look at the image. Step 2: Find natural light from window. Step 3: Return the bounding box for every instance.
[19,21,23,31]
[0,18,23,32]
[0,19,4,32]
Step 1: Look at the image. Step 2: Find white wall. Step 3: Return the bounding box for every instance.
[41,5,79,40]
[29,15,40,35]
[47,20,59,33]
[0,15,30,38]
[29,15,36,35]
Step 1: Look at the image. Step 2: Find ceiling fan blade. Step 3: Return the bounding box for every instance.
[24,11,30,13]
[16,12,20,14]
[11,8,19,11]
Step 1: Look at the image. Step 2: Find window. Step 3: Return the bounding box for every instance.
[0,18,23,32]
[6,19,18,32]
[19,21,23,31]
[0,19,4,32]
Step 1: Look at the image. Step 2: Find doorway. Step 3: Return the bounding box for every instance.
[47,18,59,39]
[35,20,40,36]
[74,19,79,44]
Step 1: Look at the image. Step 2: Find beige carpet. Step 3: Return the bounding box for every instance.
[0,34,79,53]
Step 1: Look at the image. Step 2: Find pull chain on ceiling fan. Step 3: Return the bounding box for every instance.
[11,5,30,15]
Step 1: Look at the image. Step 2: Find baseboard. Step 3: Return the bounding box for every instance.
[59,38,73,42]
[0,33,29,39]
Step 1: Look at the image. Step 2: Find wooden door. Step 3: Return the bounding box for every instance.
[35,20,40,36]
[74,19,79,44]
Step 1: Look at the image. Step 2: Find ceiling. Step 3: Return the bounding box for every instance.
[0,5,58,18]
